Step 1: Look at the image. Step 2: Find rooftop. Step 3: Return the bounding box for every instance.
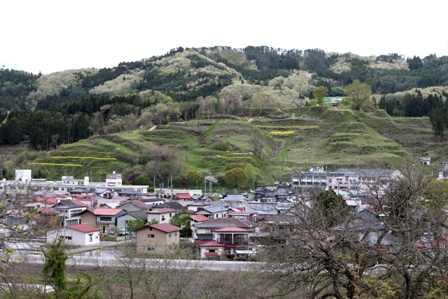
[88,208,123,216]
[174,193,192,199]
[195,218,255,229]
[213,227,251,233]
[147,223,181,233]
[66,224,101,233]
[190,214,210,222]
[146,208,176,214]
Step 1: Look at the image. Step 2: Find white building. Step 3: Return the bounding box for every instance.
[105,171,122,187]
[157,188,202,197]
[46,224,101,246]
[15,169,32,182]
[146,208,176,224]
[0,170,149,195]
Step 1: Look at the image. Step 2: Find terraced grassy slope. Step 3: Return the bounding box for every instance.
[8,107,440,186]
[251,108,432,181]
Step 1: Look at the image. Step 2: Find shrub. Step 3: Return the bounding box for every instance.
[209,140,231,151]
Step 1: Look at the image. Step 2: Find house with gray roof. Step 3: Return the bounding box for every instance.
[139,197,165,206]
[157,201,183,214]
[221,194,246,206]
[127,210,148,222]
[117,189,142,197]
[195,205,227,219]
[117,199,151,212]
[53,199,88,227]
[240,202,294,216]
[186,202,209,212]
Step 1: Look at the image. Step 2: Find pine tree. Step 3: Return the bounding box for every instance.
[43,238,68,295]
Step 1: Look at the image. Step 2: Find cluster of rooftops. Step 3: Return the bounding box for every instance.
[5,165,448,259]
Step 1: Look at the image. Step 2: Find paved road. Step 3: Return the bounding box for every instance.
[66,240,128,254]
[10,240,260,272]
[23,253,260,271]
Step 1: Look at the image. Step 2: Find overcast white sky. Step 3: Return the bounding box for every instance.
[2,0,447,74]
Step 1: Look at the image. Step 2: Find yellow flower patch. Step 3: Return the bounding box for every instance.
[269,131,295,135]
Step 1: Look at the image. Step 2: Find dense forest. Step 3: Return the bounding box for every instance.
[1,46,448,149]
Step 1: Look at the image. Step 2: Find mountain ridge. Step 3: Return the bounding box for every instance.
[1,47,447,112]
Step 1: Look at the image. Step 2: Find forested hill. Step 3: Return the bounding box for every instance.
[1,46,448,151]
[2,47,448,111]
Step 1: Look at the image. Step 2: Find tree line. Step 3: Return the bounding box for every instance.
[0,69,39,110]
[378,90,448,117]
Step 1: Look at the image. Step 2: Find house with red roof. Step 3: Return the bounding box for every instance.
[193,218,258,260]
[46,224,101,246]
[415,233,448,249]
[190,214,210,223]
[135,223,181,254]
[70,194,95,208]
[195,226,256,260]
[173,192,193,201]
[30,196,59,208]
[79,208,126,234]
[195,240,225,260]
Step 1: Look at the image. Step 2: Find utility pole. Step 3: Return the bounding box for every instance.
[125,220,127,243]
[221,199,223,224]
[170,173,173,197]
[312,144,315,168]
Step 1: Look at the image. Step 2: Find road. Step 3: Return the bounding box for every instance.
[22,253,260,272]
[8,240,260,272]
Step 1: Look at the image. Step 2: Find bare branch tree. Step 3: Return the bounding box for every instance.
[259,163,448,298]
[0,183,56,295]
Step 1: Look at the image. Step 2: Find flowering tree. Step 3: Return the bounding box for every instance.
[224,168,248,188]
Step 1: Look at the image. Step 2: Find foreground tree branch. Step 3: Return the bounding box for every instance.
[258,163,448,298]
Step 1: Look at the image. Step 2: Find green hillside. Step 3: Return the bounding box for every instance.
[2,107,438,189]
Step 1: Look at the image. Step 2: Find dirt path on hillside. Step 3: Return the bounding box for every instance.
[270,139,286,158]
